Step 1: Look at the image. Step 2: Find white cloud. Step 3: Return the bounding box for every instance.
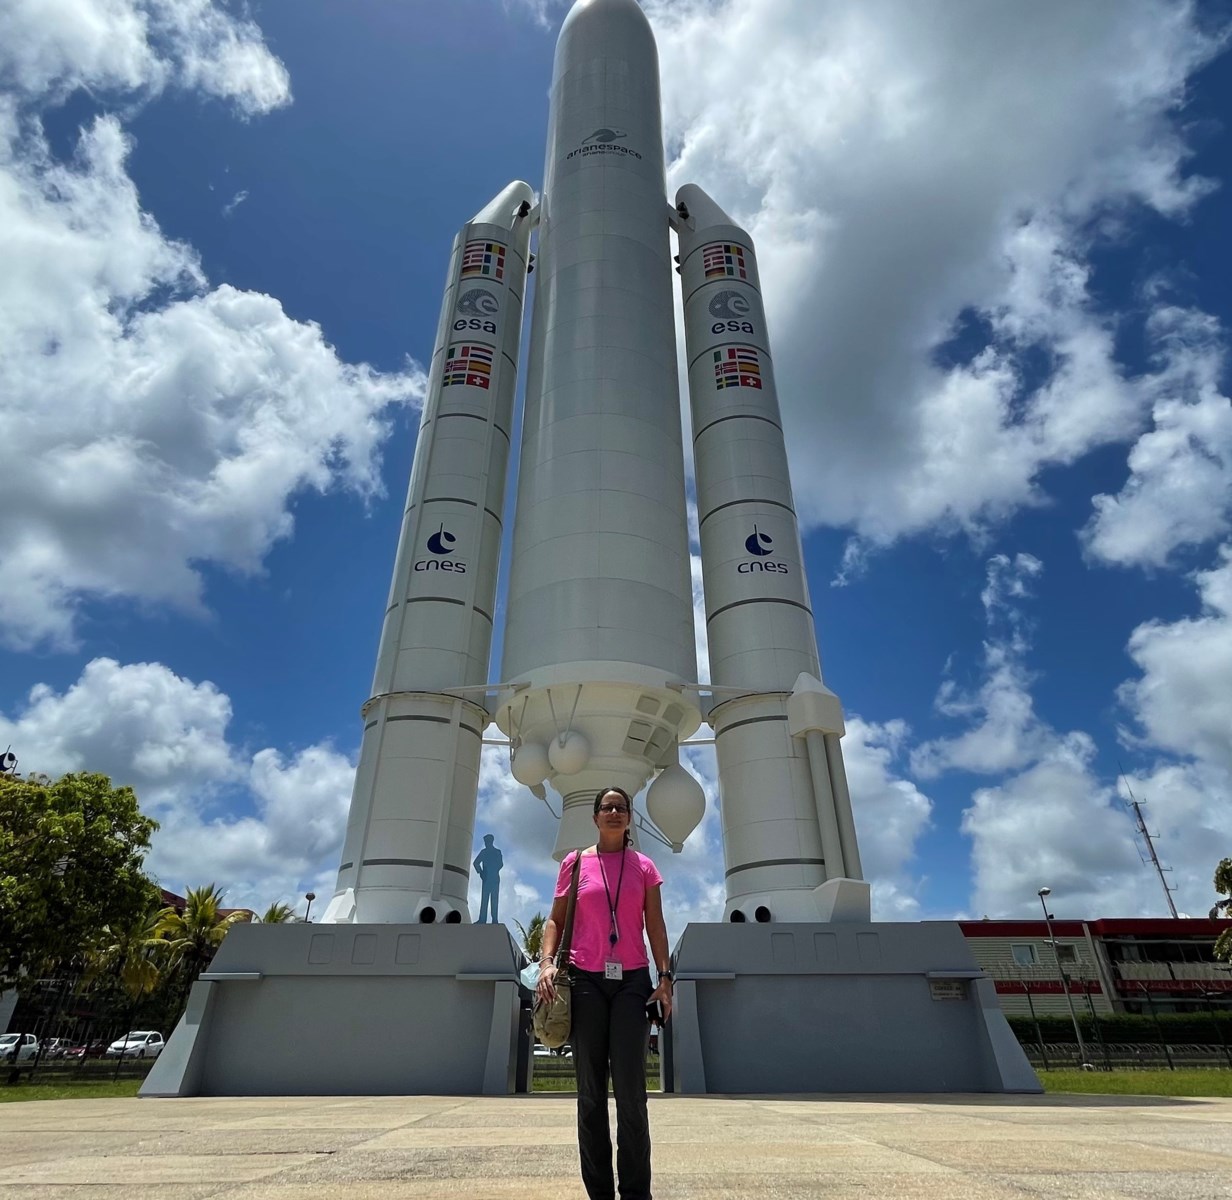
[841,717,932,919]
[0,658,356,910]
[1119,546,1232,771]
[0,657,237,801]
[961,734,1146,919]
[1083,308,1232,568]
[909,553,1154,915]
[647,0,1224,554]
[221,187,248,216]
[0,2,425,650]
[1115,761,1232,918]
[0,0,292,114]
[912,554,1050,778]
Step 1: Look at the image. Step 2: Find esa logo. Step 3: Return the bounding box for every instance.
[709,289,754,336]
[738,525,788,574]
[414,524,467,574]
[454,288,499,335]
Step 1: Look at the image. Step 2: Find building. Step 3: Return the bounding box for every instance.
[959,917,1232,1016]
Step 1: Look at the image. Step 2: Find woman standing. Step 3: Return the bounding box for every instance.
[537,786,674,1200]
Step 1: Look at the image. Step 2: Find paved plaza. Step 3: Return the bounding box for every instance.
[0,1092,1230,1199]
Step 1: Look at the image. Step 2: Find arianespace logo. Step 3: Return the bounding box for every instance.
[414,524,467,574]
[567,127,642,162]
[738,525,787,574]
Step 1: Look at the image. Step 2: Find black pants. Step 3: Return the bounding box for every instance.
[571,966,654,1200]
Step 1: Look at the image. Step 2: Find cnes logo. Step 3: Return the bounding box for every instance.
[415,524,467,574]
[738,525,787,574]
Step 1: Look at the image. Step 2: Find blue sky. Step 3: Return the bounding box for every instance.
[2,0,1231,935]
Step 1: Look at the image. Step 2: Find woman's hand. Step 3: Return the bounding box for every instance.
[648,978,673,1022]
[536,961,559,1005]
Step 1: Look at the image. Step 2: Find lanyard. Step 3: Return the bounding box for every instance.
[597,847,627,946]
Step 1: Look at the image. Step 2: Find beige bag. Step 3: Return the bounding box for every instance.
[533,851,582,1049]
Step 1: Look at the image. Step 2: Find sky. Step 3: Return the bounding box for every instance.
[2,0,1231,939]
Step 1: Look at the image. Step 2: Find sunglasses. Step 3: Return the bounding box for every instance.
[597,803,629,815]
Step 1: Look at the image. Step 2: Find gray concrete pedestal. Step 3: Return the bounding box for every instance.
[664,921,1041,1094]
[141,923,527,1097]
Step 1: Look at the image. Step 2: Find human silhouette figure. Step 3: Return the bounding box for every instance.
[473,834,504,923]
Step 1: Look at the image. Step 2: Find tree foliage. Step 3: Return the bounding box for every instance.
[259,901,296,923]
[91,904,166,1000]
[513,912,546,961]
[155,883,251,988]
[0,772,160,988]
[1213,858,1232,961]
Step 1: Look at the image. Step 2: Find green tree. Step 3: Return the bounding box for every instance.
[0,772,160,988]
[92,904,166,1000]
[513,912,546,961]
[258,901,296,923]
[155,884,251,997]
[1212,858,1232,961]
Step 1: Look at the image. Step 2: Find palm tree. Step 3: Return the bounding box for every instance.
[258,901,296,924]
[513,912,546,961]
[93,906,165,1000]
[155,884,252,1000]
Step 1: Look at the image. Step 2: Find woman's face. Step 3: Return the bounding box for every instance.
[593,790,631,837]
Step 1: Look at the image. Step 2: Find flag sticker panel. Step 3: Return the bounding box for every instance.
[461,240,506,281]
[713,345,762,390]
[443,343,494,389]
[702,242,748,280]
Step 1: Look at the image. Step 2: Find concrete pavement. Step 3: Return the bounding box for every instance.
[1,1092,1230,1198]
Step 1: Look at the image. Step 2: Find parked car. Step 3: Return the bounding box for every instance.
[104,1031,165,1059]
[40,1038,70,1059]
[0,1033,38,1064]
[65,1040,108,1060]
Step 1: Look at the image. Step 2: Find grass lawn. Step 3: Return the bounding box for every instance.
[0,1079,142,1102]
[1040,1069,1232,1097]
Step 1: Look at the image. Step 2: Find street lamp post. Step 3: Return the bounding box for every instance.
[303,892,316,923]
[1038,887,1090,1067]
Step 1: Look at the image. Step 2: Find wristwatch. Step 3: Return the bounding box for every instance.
[658,969,674,984]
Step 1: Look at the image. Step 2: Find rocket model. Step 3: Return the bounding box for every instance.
[322,0,864,927]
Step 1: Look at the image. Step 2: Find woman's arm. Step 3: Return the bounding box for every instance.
[644,883,673,1019]
[536,894,570,1003]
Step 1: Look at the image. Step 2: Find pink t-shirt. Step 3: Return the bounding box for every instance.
[554,848,663,973]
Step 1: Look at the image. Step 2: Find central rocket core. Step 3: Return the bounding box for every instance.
[496,0,702,856]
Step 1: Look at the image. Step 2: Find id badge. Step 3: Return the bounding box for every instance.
[604,960,624,981]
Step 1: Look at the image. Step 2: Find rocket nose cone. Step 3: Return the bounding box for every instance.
[560,0,652,39]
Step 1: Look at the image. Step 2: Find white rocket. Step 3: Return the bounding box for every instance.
[322,0,864,927]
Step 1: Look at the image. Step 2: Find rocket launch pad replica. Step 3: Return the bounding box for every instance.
[144,0,1038,1098]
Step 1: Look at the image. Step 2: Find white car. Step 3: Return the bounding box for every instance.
[0,1033,38,1064]
[105,1031,165,1059]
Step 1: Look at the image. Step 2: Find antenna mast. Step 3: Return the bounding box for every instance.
[1120,770,1179,919]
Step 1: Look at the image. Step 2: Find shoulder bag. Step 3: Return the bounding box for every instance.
[532,850,582,1049]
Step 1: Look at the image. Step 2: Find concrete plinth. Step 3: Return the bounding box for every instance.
[665,921,1041,1094]
[141,923,528,1097]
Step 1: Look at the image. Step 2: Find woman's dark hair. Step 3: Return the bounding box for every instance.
[592,786,632,814]
[593,786,634,847]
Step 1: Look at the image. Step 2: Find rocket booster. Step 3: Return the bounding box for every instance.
[322,185,534,925]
